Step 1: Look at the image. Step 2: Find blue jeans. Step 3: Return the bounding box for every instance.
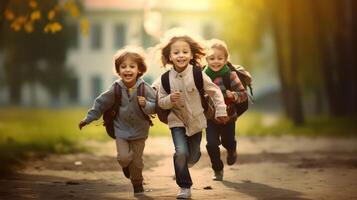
[206,120,236,171]
[170,127,202,188]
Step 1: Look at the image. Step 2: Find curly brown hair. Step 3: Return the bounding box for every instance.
[113,48,148,78]
[161,35,206,67]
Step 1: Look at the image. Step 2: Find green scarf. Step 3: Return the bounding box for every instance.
[204,64,230,81]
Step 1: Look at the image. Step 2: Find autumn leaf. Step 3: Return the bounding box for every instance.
[31,10,41,21]
[44,22,63,33]
[48,10,56,20]
[70,6,79,17]
[80,18,90,36]
[29,0,38,9]
[11,22,21,31]
[24,22,34,33]
[10,16,28,31]
[5,9,15,21]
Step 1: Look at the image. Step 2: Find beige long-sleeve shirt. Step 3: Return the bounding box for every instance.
[158,64,227,136]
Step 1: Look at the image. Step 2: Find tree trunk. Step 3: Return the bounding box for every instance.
[288,0,304,125]
[268,0,294,119]
[310,0,342,116]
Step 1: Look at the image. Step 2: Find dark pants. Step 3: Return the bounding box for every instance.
[170,127,202,188]
[205,120,236,171]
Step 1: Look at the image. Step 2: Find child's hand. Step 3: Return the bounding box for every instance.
[137,96,146,107]
[215,116,229,124]
[79,120,87,130]
[226,90,234,100]
[170,91,181,103]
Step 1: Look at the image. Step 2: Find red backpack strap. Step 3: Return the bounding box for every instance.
[137,83,153,126]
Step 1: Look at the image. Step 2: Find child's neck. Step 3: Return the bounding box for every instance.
[173,65,188,73]
[123,80,136,88]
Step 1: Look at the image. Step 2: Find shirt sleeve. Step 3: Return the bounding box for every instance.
[158,74,174,110]
[142,84,156,114]
[83,84,116,124]
[202,72,227,117]
[230,72,248,103]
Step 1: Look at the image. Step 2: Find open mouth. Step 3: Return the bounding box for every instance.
[176,59,187,65]
[123,74,133,79]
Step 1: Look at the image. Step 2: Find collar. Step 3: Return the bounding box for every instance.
[117,77,144,89]
[171,64,192,78]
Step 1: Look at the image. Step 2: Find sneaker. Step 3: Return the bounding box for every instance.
[227,150,237,165]
[122,167,130,179]
[212,170,223,181]
[176,187,191,199]
[133,184,144,196]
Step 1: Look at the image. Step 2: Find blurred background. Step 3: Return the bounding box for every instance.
[0,0,356,173]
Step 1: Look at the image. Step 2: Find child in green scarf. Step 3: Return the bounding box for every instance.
[203,39,248,181]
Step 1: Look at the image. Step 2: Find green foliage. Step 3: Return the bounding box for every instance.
[212,0,266,67]
[0,108,171,173]
[237,111,357,136]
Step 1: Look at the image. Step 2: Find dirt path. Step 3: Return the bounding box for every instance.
[1,136,357,200]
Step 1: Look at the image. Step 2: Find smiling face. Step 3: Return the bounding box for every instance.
[169,40,193,72]
[206,48,228,72]
[118,57,140,88]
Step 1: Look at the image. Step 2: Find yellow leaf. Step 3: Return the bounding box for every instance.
[70,6,79,17]
[11,21,21,32]
[44,24,51,33]
[80,18,90,36]
[17,16,27,24]
[64,1,74,10]
[24,22,34,33]
[31,10,41,21]
[48,10,56,20]
[29,0,37,9]
[5,9,15,21]
[51,22,62,33]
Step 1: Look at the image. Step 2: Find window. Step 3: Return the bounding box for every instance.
[114,23,126,49]
[68,77,78,102]
[141,25,154,48]
[91,23,102,50]
[91,76,102,99]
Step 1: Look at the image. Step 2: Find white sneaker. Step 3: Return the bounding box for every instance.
[176,187,191,199]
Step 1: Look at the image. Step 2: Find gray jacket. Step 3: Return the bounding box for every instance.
[84,78,156,140]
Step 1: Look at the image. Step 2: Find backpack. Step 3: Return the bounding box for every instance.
[222,62,253,118]
[156,65,215,124]
[103,82,153,139]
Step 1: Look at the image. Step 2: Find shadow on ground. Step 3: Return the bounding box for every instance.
[223,180,312,200]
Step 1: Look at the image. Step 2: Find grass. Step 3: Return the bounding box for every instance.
[236,111,357,137]
[0,107,356,174]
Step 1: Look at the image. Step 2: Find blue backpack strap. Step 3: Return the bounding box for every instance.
[161,70,171,94]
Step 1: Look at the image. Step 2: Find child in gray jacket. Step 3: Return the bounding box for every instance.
[79,47,156,196]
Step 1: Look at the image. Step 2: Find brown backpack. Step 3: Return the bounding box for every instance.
[103,82,153,139]
[156,65,215,124]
